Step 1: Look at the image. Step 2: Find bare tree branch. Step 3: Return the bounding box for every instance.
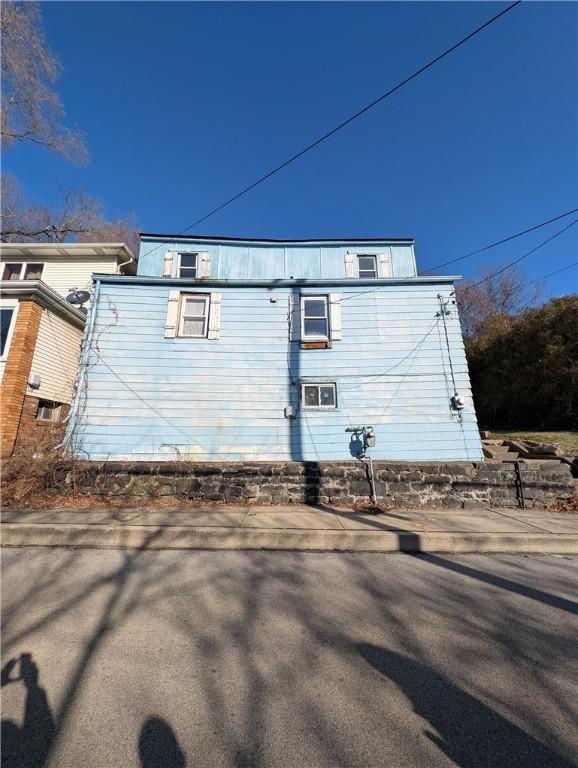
[1,174,139,253]
[0,1,88,163]
[456,265,542,339]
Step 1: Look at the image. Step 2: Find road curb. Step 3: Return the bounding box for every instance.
[2,523,577,554]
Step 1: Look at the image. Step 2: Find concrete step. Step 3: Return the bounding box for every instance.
[482,443,520,461]
[2,522,576,554]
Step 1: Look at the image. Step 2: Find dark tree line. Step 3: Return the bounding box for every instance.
[457,270,577,429]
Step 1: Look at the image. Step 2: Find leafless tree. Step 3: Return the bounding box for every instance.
[1,1,88,163]
[1,174,139,254]
[456,265,542,339]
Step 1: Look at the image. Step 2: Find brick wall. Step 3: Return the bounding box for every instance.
[0,301,42,457]
[14,395,69,451]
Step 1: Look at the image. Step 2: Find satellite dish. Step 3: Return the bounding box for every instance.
[66,288,91,307]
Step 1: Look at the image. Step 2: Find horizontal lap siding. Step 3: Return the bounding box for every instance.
[28,309,82,404]
[31,257,119,302]
[72,283,483,461]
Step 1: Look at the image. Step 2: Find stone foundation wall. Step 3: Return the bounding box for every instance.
[51,460,576,509]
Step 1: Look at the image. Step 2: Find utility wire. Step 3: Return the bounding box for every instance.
[422,207,578,274]
[461,219,577,293]
[528,260,578,286]
[142,0,521,258]
[333,215,578,307]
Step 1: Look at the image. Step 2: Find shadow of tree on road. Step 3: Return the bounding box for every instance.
[357,643,574,768]
[2,545,577,767]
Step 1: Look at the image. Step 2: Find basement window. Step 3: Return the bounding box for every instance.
[302,383,337,409]
[178,293,209,337]
[178,253,198,278]
[301,296,329,340]
[36,400,62,423]
[357,255,377,278]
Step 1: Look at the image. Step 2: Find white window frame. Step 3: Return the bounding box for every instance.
[301,295,330,340]
[301,382,337,410]
[357,254,377,278]
[1,262,45,281]
[0,301,18,361]
[177,293,210,338]
[36,400,62,423]
[177,252,199,279]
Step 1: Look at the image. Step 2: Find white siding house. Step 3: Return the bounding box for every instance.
[0,242,136,455]
[0,243,136,304]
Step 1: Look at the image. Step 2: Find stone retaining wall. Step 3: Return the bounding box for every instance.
[51,460,576,509]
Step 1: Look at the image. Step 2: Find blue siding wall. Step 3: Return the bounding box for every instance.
[70,278,483,462]
[138,238,418,279]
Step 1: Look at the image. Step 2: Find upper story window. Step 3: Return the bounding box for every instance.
[345,252,393,278]
[1,262,44,281]
[165,290,221,339]
[301,296,329,340]
[357,255,377,278]
[178,253,198,278]
[178,293,209,337]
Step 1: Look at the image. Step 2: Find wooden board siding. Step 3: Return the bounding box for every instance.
[28,309,83,405]
[70,281,483,462]
[138,240,418,280]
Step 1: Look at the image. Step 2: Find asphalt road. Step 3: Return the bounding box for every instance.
[1,549,577,768]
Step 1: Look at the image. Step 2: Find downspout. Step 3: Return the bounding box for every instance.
[116,256,135,274]
[56,278,101,449]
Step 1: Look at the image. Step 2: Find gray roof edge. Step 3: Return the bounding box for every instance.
[93,275,459,288]
[139,233,415,245]
[0,280,86,328]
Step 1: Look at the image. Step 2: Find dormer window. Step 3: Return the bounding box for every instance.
[357,255,377,278]
[178,253,198,278]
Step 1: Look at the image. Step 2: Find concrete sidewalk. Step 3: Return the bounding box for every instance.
[2,504,577,553]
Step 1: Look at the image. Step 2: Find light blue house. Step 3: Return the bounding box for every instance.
[67,234,483,462]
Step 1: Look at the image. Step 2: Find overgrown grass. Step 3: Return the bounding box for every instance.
[490,430,578,455]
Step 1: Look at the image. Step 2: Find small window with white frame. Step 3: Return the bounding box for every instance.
[1,263,44,281]
[178,252,198,278]
[357,255,377,278]
[302,382,337,409]
[178,293,210,337]
[301,296,329,340]
[36,400,62,423]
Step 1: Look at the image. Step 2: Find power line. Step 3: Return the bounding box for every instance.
[462,219,577,292]
[422,207,578,274]
[143,0,521,258]
[529,260,578,286]
[334,214,578,307]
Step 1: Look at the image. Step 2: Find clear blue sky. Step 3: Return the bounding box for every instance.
[5,1,577,295]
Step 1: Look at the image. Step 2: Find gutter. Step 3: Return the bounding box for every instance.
[0,280,85,329]
[92,275,461,288]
